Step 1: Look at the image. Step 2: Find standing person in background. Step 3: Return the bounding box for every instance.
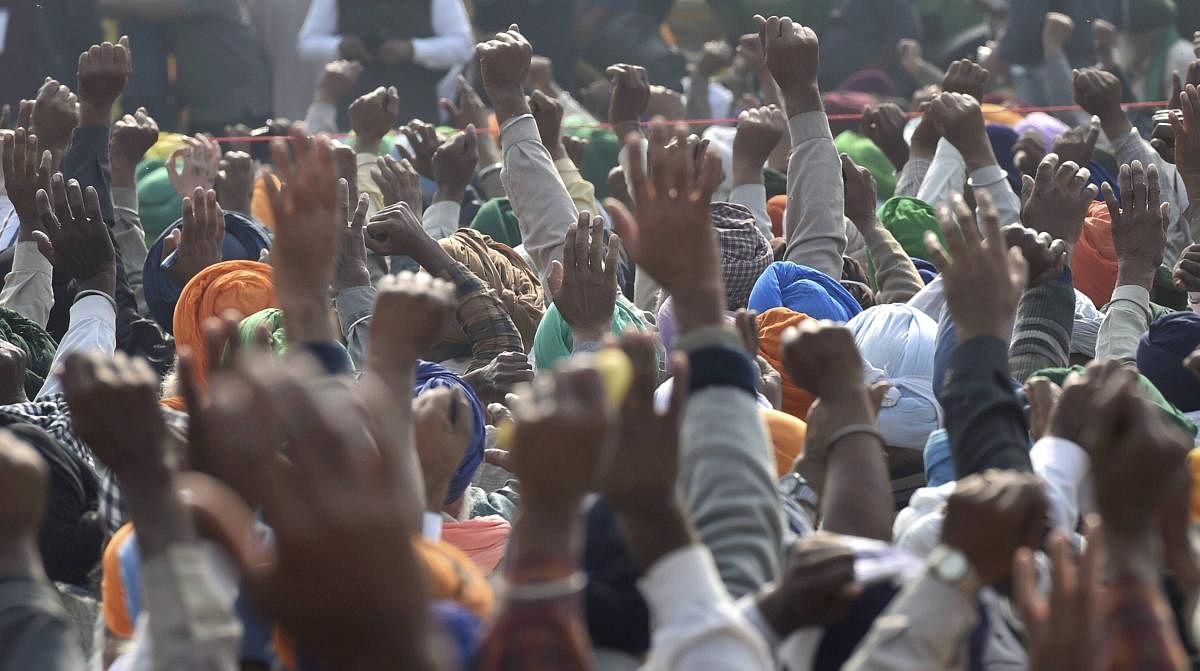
[297,0,474,125]
[817,0,923,92]
[0,0,102,109]
[250,0,321,122]
[98,0,272,134]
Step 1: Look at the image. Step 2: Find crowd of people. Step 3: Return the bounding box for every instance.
[4,0,1200,669]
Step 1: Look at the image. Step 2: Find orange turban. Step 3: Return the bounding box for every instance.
[251,173,281,231]
[1189,448,1200,522]
[981,103,1024,127]
[761,408,807,476]
[101,523,136,638]
[173,260,276,390]
[1071,202,1118,308]
[413,536,495,618]
[767,195,787,238]
[756,307,815,419]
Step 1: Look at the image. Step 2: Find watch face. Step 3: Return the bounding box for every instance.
[938,550,969,581]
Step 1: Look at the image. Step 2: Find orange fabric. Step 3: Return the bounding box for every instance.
[756,307,815,420]
[1071,202,1118,308]
[1190,449,1200,522]
[981,103,1024,127]
[414,536,496,618]
[441,516,511,575]
[761,408,807,477]
[173,260,276,391]
[160,396,187,411]
[101,523,136,638]
[251,174,281,231]
[767,195,787,238]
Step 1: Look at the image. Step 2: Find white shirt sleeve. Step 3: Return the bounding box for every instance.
[411,0,474,70]
[638,544,774,671]
[1030,436,1092,534]
[37,294,117,398]
[0,241,54,328]
[297,0,341,64]
[422,200,462,240]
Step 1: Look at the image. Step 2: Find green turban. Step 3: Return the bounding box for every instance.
[878,196,945,259]
[470,198,522,248]
[834,130,896,200]
[1031,365,1196,437]
[239,308,287,354]
[135,159,182,246]
[1126,0,1176,33]
[0,308,58,399]
[580,128,621,201]
[533,296,653,371]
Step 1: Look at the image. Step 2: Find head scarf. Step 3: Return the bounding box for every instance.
[239,307,287,354]
[533,296,653,371]
[1071,202,1118,308]
[848,305,943,449]
[1126,0,1176,32]
[0,308,57,399]
[878,196,943,260]
[135,159,182,245]
[173,261,276,390]
[413,537,495,618]
[1138,312,1200,412]
[1014,113,1069,152]
[1072,290,1103,358]
[981,103,1024,128]
[911,257,938,284]
[1033,365,1197,436]
[834,131,896,200]
[469,197,522,248]
[712,202,773,310]
[756,307,816,419]
[748,261,862,322]
[761,408,807,477]
[144,211,273,331]
[251,173,281,231]
[767,195,787,238]
[441,516,511,575]
[986,124,1023,193]
[415,361,485,503]
[438,228,545,352]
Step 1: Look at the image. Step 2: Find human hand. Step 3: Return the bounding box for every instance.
[0,429,48,553]
[413,383,472,510]
[548,212,621,342]
[215,151,254,215]
[941,470,1048,585]
[398,119,439,179]
[754,15,821,113]
[1018,152,1098,247]
[1002,224,1067,288]
[1042,12,1075,56]
[606,63,650,135]
[1152,109,1177,165]
[1169,85,1200,194]
[0,340,29,405]
[164,187,224,288]
[1023,376,1062,441]
[841,153,879,229]
[1,128,52,235]
[76,36,131,123]
[315,59,364,103]
[1012,130,1046,176]
[1051,116,1101,169]
[925,191,1028,342]
[337,34,371,62]
[167,134,220,198]
[733,104,786,183]
[431,128,478,202]
[1173,243,1200,291]
[376,38,413,65]
[334,180,371,292]
[909,113,941,160]
[439,75,491,131]
[476,24,533,106]
[461,352,534,406]
[941,59,990,102]
[349,86,400,152]
[1168,59,1200,109]
[1046,358,1128,446]
[897,39,923,75]
[526,55,556,95]
[645,85,685,121]
[781,318,865,400]
[1072,68,1124,126]
[109,107,159,172]
[923,92,994,170]
[1105,160,1169,289]
[31,79,79,156]
[860,103,909,171]
[365,201,431,258]
[1015,528,1100,671]
[755,535,862,636]
[62,350,166,481]
[563,135,588,169]
[370,270,457,375]
[530,89,565,158]
[35,175,116,296]
[694,40,733,78]
[1092,20,1117,65]
[736,32,766,74]
[371,154,422,210]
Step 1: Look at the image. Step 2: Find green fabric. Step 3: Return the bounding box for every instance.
[239,308,287,355]
[135,159,182,246]
[579,128,620,201]
[533,296,651,371]
[1126,0,1176,33]
[1032,365,1196,437]
[878,196,944,259]
[470,198,522,248]
[763,169,788,199]
[0,308,57,399]
[834,131,896,200]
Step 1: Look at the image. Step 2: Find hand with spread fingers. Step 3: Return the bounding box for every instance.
[860,103,909,171]
[1,128,53,242]
[334,179,371,293]
[1104,160,1168,291]
[167,134,220,198]
[164,187,225,288]
[372,154,422,210]
[925,191,1028,342]
[1018,152,1097,250]
[1169,84,1200,197]
[397,119,439,179]
[31,79,79,159]
[548,211,621,343]
[462,352,534,406]
[34,174,116,297]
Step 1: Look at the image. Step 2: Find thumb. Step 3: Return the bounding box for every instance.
[163,228,182,259]
[868,381,890,416]
[31,230,55,264]
[1007,245,1029,289]
[548,260,564,297]
[1021,173,1034,205]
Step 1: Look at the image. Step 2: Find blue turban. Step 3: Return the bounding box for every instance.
[911,257,938,285]
[415,361,485,503]
[1137,311,1200,413]
[1087,160,1118,202]
[922,429,954,487]
[143,211,272,332]
[747,261,862,321]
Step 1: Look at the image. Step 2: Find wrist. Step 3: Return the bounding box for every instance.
[1116,265,1157,291]
[549,142,567,161]
[670,282,726,334]
[489,90,531,125]
[781,84,823,117]
[731,158,765,187]
[75,271,117,301]
[959,141,998,173]
[476,136,502,166]
[355,134,384,155]
[78,100,113,128]
[954,324,1013,344]
[1100,111,1132,142]
[614,501,693,572]
[611,121,642,141]
[277,289,337,343]
[110,163,137,188]
[433,185,467,205]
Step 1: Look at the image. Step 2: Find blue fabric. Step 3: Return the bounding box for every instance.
[923,429,955,486]
[300,341,353,376]
[1087,159,1119,202]
[143,211,272,331]
[415,361,485,503]
[687,345,758,396]
[747,262,862,322]
[432,600,482,669]
[985,125,1023,194]
[118,530,143,624]
[1137,311,1200,412]
[911,257,938,285]
[932,303,957,400]
[584,497,650,654]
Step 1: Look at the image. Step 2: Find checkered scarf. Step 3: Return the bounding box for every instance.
[711,202,772,310]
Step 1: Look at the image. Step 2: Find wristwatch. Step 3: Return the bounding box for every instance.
[928,545,983,596]
[779,472,820,514]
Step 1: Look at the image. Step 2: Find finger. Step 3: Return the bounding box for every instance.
[588,216,605,274]
[548,260,565,296]
[563,221,579,272]
[604,233,622,285]
[1102,181,1120,224]
[1083,115,1100,157]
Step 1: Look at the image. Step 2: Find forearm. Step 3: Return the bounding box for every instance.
[1099,538,1190,671]
[476,135,506,200]
[303,101,340,135]
[1096,285,1152,363]
[112,187,149,313]
[729,183,771,237]
[142,542,242,671]
[1030,436,1090,534]
[685,76,712,122]
[941,336,1034,476]
[440,260,524,373]
[970,164,1020,227]
[38,295,117,398]
[1008,271,1075,382]
[0,242,54,327]
[915,140,966,211]
[782,111,846,279]
[862,220,924,303]
[499,115,578,278]
[277,282,337,346]
[335,285,376,372]
[895,157,931,198]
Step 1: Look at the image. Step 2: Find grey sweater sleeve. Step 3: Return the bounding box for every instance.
[1008,272,1074,382]
[782,111,846,279]
[863,220,924,304]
